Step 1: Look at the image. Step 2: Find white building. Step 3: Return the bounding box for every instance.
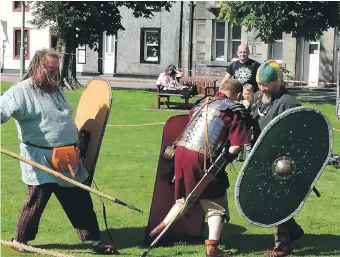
[0,1,50,72]
[2,1,338,84]
[0,1,99,75]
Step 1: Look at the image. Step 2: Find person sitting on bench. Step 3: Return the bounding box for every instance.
[156,64,197,97]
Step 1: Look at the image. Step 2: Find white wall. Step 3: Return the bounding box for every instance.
[0,1,91,73]
[0,1,50,71]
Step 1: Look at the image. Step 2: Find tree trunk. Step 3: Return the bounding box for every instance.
[59,29,83,90]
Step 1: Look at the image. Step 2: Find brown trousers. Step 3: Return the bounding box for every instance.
[15,183,101,243]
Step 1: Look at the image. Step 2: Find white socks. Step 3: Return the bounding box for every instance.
[163,203,182,225]
[208,215,223,240]
[162,200,224,241]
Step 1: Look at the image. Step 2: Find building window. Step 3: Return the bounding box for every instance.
[230,26,242,60]
[105,33,114,54]
[146,6,161,12]
[13,1,30,12]
[50,31,58,49]
[268,35,283,63]
[13,27,30,60]
[140,28,160,63]
[213,20,242,61]
[215,21,225,60]
[77,45,86,64]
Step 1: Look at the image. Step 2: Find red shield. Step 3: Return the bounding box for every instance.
[145,114,205,244]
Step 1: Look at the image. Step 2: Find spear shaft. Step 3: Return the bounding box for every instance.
[0,148,143,213]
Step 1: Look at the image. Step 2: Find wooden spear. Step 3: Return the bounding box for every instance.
[0,148,143,213]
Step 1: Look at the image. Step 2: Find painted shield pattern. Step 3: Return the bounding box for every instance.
[235,106,333,227]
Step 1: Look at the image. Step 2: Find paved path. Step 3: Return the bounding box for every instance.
[1,74,156,89]
[1,74,337,102]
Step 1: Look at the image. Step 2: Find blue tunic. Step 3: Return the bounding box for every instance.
[0,78,88,186]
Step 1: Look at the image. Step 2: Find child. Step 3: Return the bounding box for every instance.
[235,84,254,162]
[240,84,254,109]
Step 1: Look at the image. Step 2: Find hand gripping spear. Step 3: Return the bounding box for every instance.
[139,151,232,257]
[0,148,143,213]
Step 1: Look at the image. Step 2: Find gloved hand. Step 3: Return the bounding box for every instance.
[221,147,238,161]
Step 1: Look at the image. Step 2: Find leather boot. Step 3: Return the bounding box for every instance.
[10,238,31,253]
[205,240,233,257]
[264,246,292,257]
[287,219,304,242]
[149,222,166,239]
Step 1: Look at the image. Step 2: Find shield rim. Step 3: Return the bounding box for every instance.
[235,106,333,227]
[75,78,112,186]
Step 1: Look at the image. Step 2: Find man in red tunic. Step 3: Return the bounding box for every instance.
[150,79,250,257]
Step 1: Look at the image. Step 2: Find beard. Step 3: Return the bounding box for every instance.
[38,72,60,93]
[261,92,272,105]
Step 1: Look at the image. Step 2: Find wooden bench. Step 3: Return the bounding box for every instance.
[156,76,217,109]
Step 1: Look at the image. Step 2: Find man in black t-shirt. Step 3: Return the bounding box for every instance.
[221,44,260,93]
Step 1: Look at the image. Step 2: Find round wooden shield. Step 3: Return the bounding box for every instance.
[74,78,112,186]
[235,106,333,227]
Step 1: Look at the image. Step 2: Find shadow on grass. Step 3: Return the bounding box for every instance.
[220,233,340,256]
[291,90,336,105]
[298,97,336,105]
[34,225,340,256]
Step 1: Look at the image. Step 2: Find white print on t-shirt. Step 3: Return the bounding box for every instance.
[234,66,252,84]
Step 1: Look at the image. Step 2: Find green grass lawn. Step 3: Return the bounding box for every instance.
[1,80,340,257]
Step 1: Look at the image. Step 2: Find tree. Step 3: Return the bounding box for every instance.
[217,1,340,43]
[29,1,173,89]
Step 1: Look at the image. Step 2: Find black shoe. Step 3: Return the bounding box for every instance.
[10,238,30,253]
[92,241,119,255]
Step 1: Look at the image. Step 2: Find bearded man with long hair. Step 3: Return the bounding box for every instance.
[0,48,118,255]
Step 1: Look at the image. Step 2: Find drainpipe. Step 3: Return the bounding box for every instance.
[332,26,339,82]
[299,38,304,86]
[114,32,117,75]
[188,1,195,76]
[19,1,26,79]
[98,34,103,74]
[178,1,183,69]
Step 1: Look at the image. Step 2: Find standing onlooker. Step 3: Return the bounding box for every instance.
[240,84,255,159]
[221,44,260,93]
[240,84,254,110]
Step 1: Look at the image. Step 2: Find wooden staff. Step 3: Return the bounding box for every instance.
[0,148,143,213]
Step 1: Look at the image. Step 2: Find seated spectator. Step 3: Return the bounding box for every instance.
[156,65,198,97]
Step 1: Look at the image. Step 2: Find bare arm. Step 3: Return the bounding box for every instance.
[219,72,231,90]
[156,73,164,86]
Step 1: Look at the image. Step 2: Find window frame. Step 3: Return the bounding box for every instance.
[77,44,86,64]
[13,27,30,60]
[229,25,242,61]
[140,28,161,64]
[49,29,58,49]
[214,20,226,61]
[104,33,115,54]
[146,6,161,12]
[12,1,30,12]
[268,35,283,63]
[213,20,242,62]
